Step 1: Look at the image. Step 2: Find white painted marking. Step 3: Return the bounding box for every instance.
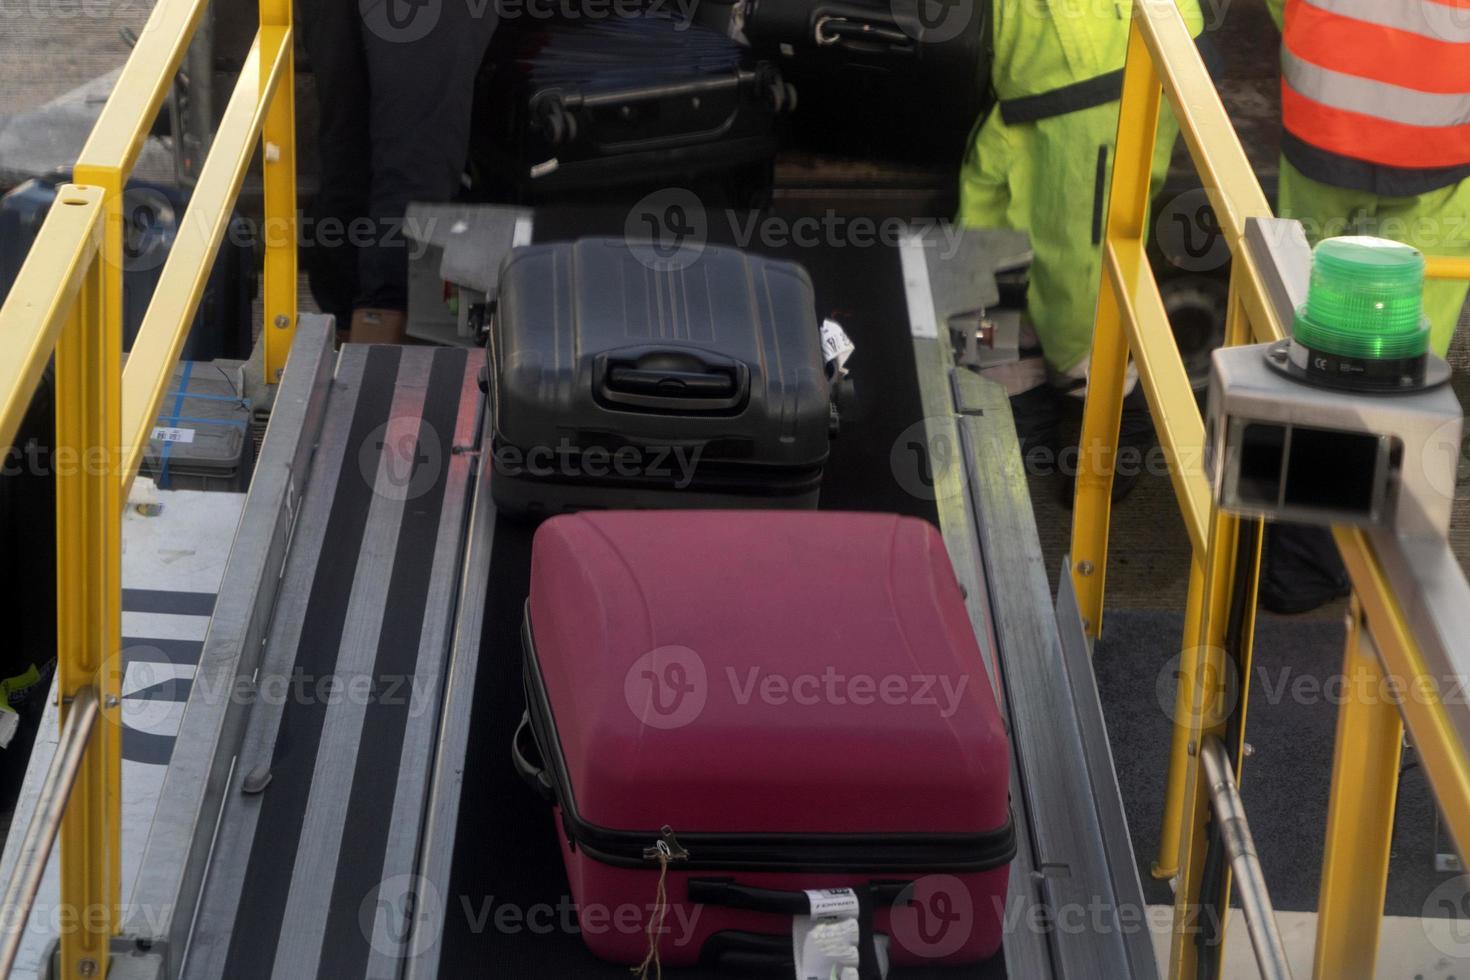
[900,231,940,339]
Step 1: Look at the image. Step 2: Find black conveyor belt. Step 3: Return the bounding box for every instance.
[442,211,1006,977]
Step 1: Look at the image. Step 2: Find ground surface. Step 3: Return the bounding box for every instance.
[0,1,152,113]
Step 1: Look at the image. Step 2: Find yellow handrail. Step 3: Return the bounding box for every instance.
[0,0,297,974]
[1070,1,1470,978]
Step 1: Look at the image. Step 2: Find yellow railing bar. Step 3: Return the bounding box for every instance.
[1130,0,1285,348]
[0,185,111,977]
[74,0,207,176]
[1154,558,1206,878]
[1071,15,1164,634]
[53,197,122,979]
[0,0,300,973]
[1103,236,1211,556]
[1076,2,1470,979]
[260,0,299,382]
[1311,600,1404,978]
[1427,256,1470,281]
[1334,528,1470,858]
[0,188,106,453]
[121,29,293,491]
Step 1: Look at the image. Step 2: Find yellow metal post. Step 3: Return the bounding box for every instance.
[1167,507,1262,979]
[0,0,307,961]
[120,30,294,492]
[1071,17,1163,637]
[52,193,122,978]
[1426,256,1470,281]
[0,188,108,454]
[1167,278,1264,980]
[1335,527,1470,857]
[1154,558,1206,879]
[260,0,297,383]
[1312,599,1402,980]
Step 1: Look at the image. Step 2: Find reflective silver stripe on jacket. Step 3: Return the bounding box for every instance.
[1284,49,1470,128]
[1300,0,1470,44]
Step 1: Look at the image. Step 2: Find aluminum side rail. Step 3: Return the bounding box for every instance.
[906,229,1158,979]
[121,315,336,976]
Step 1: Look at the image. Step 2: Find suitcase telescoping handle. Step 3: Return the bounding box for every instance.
[512,711,556,803]
[594,347,750,414]
[688,879,886,980]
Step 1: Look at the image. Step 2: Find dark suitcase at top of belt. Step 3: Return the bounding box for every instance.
[488,238,836,516]
[475,15,792,203]
[723,0,992,158]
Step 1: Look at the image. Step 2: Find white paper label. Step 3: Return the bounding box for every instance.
[820,319,856,378]
[804,888,861,919]
[151,427,196,445]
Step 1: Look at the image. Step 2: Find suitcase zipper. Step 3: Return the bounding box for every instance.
[525,613,1018,875]
[568,815,1017,874]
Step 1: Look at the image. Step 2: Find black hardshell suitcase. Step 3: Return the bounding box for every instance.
[474,15,790,205]
[489,238,834,515]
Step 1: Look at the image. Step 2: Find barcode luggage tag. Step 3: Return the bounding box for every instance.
[821,319,856,379]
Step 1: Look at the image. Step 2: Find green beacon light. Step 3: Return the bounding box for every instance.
[1285,236,1439,391]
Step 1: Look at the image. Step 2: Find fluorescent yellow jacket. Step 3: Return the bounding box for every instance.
[960,1,1205,376]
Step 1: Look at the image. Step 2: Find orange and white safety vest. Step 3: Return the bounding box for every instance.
[1282,0,1470,195]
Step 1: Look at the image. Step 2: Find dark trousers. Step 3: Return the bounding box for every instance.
[299,0,498,321]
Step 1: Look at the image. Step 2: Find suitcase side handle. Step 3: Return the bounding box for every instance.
[512,711,556,804]
[688,879,885,980]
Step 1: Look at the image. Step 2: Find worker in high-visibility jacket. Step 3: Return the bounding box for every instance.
[1267,0,1470,356]
[1258,0,1470,615]
[957,0,1205,499]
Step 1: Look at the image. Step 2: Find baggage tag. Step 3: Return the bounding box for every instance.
[794,889,890,980]
[805,888,860,919]
[821,319,855,380]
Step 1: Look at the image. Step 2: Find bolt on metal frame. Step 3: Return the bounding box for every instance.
[0,0,297,975]
[1070,2,1470,978]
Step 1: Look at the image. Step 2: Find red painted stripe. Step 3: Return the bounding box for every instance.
[1286,1,1470,94]
[1283,85,1470,169]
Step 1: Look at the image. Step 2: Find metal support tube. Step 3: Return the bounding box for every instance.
[1200,735,1293,980]
[0,689,101,979]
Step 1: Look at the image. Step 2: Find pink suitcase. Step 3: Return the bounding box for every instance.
[516,511,1014,973]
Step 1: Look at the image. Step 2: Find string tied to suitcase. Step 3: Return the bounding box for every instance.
[633,827,687,980]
